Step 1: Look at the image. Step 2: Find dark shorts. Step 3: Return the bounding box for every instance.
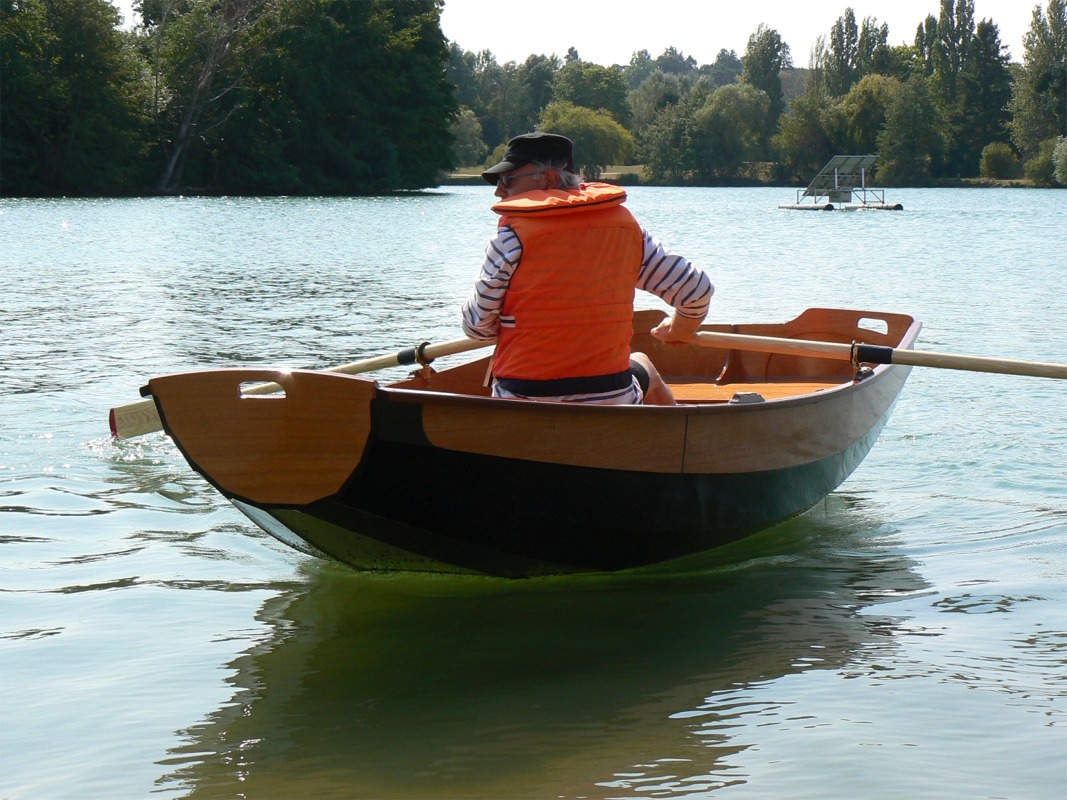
[494,362,650,399]
[629,358,651,396]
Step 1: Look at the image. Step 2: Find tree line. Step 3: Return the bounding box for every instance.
[1,0,456,196]
[450,1,1067,186]
[2,0,1065,197]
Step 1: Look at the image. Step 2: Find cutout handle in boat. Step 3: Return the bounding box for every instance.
[857,317,890,336]
[240,380,287,398]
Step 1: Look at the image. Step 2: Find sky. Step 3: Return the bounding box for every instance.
[108,0,1034,65]
[439,0,1034,65]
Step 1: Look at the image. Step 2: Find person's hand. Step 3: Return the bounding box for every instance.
[651,315,702,346]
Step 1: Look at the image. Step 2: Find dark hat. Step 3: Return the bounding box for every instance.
[482,132,575,184]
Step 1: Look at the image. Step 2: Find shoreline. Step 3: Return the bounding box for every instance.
[441,169,1044,189]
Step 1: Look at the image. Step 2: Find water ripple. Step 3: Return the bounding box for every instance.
[3,190,1065,800]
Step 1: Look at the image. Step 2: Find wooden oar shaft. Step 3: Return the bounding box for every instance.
[694,331,853,361]
[109,337,495,439]
[695,331,1067,380]
[332,336,493,374]
[855,343,1067,379]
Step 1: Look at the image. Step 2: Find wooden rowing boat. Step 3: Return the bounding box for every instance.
[137,307,923,576]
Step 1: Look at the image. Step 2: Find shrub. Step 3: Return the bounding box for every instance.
[979,142,1020,179]
[1023,137,1059,186]
[1053,137,1067,187]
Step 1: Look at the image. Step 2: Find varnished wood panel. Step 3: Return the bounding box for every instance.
[150,369,376,504]
[681,366,909,474]
[633,307,917,383]
[418,396,691,473]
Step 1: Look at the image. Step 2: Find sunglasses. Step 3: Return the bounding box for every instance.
[499,169,546,188]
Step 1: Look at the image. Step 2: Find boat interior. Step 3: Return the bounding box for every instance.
[392,308,918,406]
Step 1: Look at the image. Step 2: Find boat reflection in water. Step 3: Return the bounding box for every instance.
[155,498,928,799]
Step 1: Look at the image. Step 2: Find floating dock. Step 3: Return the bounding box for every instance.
[780,155,902,211]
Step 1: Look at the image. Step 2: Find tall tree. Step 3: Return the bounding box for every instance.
[514,54,563,132]
[629,71,686,135]
[1,0,152,196]
[188,0,456,193]
[856,16,890,78]
[932,0,975,105]
[840,73,900,154]
[700,49,743,88]
[1009,0,1067,158]
[146,0,271,193]
[805,35,830,96]
[741,24,791,154]
[877,74,944,184]
[772,87,837,181]
[449,107,487,166]
[691,83,769,180]
[826,9,890,96]
[445,47,515,154]
[472,50,510,147]
[871,43,918,81]
[915,15,939,77]
[538,101,634,179]
[447,42,482,112]
[826,8,859,96]
[654,46,697,76]
[953,19,1013,175]
[553,61,631,127]
[641,97,697,184]
[623,49,656,90]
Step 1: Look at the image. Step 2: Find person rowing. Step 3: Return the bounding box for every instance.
[462,132,714,405]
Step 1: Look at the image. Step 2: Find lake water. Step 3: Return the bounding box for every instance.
[1,186,1065,799]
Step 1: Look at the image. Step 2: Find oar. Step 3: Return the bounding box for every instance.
[109,337,495,440]
[694,331,1067,379]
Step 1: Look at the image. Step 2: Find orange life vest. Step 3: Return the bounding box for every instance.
[490,183,643,381]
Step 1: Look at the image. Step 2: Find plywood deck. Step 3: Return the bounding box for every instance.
[667,378,844,404]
